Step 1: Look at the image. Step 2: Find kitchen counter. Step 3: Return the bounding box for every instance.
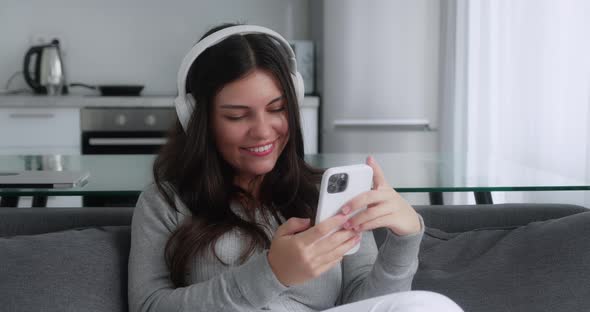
[0,95,320,108]
[0,95,176,108]
[0,95,320,155]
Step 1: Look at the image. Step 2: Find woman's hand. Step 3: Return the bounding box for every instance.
[340,156,422,236]
[267,214,360,287]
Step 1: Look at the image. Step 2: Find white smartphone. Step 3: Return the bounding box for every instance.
[314,164,373,255]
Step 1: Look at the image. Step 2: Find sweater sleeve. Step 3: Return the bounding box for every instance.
[338,214,425,304]
[127,186,288,312]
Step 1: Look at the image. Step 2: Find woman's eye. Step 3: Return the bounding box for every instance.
[223,106,284,120]
[269,106,286,113]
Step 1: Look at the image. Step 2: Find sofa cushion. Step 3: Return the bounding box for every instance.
[0,226,130,312]
[414,211,590,312]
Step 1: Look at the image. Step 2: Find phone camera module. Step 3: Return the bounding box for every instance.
[327,173,348,193]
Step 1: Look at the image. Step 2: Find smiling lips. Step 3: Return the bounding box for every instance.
[242,141,275,157]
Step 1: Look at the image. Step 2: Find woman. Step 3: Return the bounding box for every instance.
[128,23,462,312]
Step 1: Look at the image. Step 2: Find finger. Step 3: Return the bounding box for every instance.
[354,216,392,232]
[366,155,389,190]
[345,203,392,231]
[275,217,311,237]
[296,213,348,245]
[341,189,390,216]
[310,229,358,256]
[314,234,361,266]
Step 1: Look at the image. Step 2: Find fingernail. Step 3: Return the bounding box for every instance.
[341,206,351,214]
[353,226,360,232]
[343,221,351,229]
[367,155,374,163]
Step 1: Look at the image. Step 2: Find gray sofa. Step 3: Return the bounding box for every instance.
[1,203,589,312]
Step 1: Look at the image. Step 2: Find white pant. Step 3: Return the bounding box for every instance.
[323,291,463,312]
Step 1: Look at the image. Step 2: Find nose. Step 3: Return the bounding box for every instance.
[249,113,273,139]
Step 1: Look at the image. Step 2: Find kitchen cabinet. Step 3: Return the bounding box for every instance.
[0,107,81,207]
[0,96,319,207]
[0,107,80,155]
[300,96,319,154]
[0,95,319,154]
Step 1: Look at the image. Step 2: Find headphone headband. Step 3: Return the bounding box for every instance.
[174,25,304,132]
[176,25,297,100]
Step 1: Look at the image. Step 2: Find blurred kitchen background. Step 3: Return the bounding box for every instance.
[1,0,589,206]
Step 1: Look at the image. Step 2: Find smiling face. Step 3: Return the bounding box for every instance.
[211,69,289,188]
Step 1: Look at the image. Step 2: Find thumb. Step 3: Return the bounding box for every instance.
[366,155,388,189]
[275,217,311,237]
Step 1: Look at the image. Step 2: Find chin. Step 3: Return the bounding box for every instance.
[248,161,277,176]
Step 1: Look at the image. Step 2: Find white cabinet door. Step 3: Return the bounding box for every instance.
[0,107,80,155]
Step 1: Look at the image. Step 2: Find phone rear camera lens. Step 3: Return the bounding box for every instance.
[328,173,348,193]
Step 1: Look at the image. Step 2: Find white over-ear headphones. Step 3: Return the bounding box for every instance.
[174,25,305,132]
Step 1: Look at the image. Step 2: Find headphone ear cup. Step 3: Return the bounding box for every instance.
[292,72,305,106]
[174,93,196,131]
[185,93,197,112]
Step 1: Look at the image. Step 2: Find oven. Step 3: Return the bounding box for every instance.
[81,107,174,154]
[81,107,176,206]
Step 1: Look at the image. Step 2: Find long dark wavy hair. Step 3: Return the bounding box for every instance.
[153,23,322,287]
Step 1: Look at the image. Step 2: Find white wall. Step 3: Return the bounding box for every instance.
[0,0,310,95]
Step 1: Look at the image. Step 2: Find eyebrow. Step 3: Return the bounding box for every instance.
[220,95,284,109]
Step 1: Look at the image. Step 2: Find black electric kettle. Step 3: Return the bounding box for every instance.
[23,39,67,95]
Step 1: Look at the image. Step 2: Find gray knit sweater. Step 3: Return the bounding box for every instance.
[128,184,424,312]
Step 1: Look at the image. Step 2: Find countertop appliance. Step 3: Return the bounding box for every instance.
[69,83,144,96]
[23,39,67,95]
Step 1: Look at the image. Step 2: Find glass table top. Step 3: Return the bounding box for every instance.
[1,153,589,196]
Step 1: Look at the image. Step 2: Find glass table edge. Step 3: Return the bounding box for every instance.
[3,185,590,196]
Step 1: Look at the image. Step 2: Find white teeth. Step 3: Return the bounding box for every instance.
[248,143,272,153]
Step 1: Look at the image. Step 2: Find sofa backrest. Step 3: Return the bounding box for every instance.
[0,203,587,237]
[0,207,133,237]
